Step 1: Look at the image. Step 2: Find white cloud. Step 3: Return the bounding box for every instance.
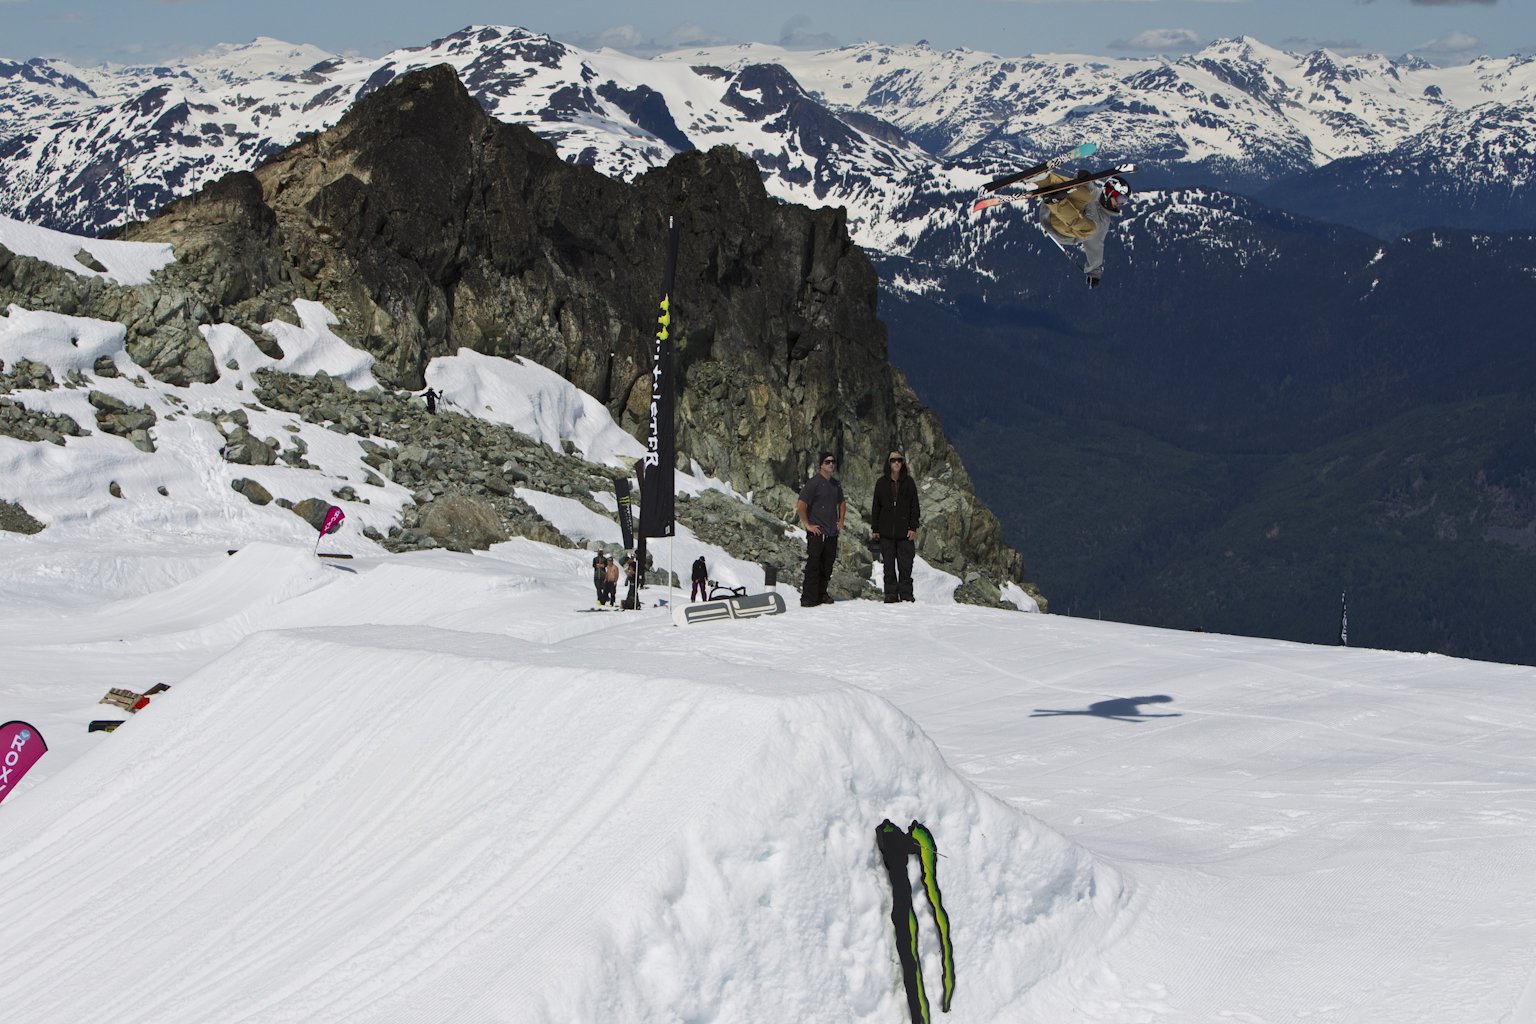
[779,15,839,50]
[1109,27,1206,53]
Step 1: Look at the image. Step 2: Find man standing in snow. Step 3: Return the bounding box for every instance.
[604,555,621,607]
[691,555,708,602]
[871,449,920,603]
[1038,173,1131,288]
[796,451,845,607]
[591,552,609,606]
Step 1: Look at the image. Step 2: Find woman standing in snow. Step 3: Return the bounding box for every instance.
[871,449,920,603]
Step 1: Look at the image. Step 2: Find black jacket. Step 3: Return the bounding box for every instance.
[871,472,920,538]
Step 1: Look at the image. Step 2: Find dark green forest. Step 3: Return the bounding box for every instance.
[880,198,1536,665]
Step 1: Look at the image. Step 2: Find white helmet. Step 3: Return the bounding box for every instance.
[1099,176,1132,212]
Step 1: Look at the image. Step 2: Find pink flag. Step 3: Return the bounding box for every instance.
[321,506,345,537]
[0,721,48,805]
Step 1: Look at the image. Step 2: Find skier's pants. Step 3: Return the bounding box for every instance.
[879,537,916,601]
[801,532,838,604]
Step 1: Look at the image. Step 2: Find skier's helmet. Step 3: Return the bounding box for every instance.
[1099,176,1132,212]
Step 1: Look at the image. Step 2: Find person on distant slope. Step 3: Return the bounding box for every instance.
[691,555,709,602]
[421,387,440,414]
[1037,173,1131,288]
[871,449,920,603]
[623,556,639,610]
[796,451,846,607]
[604,554,621,607]
[592,552,610,606]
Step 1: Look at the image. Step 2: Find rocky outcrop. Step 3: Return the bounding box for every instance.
[5,64,1036,604]
[0,498,45,534]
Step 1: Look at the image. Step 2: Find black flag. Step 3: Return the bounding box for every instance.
[614,478,635,551]
[640,217,679,538]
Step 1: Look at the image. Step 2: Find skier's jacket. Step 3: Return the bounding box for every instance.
[692,556,708,583]
[1037,171,1121,276]
[871,470,920,538]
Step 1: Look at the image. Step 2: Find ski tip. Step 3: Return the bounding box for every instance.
[972,197,1001,213]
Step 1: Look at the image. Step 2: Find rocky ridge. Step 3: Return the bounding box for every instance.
[1,64,1034,606]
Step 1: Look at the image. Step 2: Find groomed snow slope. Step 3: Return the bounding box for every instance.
[2,538,1535,1023]
[0,545,1117,1024]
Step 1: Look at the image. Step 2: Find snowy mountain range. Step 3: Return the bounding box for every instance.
[3,25,1535,245]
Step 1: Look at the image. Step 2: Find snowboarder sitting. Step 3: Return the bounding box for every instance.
[1038,173,1131,288]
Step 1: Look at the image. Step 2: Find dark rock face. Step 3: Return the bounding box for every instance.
[88,65,1026,598]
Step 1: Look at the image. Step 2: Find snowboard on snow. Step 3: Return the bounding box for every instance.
[672,591,787,626]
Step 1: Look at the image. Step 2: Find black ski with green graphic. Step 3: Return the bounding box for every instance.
[876,819,956,1024]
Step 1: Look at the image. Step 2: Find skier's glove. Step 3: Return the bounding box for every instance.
[1085,273,1101,289]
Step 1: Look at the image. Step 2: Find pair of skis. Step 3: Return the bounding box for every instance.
[973,143,1135,213]
[877,819,955,1024]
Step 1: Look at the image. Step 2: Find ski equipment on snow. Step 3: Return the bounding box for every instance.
[876,819,956,1024]
[973,164,1138,213]
[981,143,1097,193]
[671,591,787,626]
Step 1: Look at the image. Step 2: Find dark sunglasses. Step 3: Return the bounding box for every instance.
[822,458,836,464]
[888,457,904,464]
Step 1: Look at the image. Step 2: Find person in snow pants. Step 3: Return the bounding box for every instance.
[871,448,920,603]
[691,555,708,602]
[1037,172,1131,288]
[592,552,609,605]
[795,451,845,607]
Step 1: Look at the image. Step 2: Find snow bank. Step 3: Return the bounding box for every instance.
[0,625,1121,1024]
[428,349,646,466]
[0,214,174,286]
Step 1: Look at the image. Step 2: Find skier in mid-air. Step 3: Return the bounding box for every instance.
[1036,172,1132,288]
[973,143,1135,288]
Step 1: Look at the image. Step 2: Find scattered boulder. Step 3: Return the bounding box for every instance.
[220,425,278,466]
[232,478,274,505]
[419,494,508,552]
[88,390,157,452]
[0,498,45,534]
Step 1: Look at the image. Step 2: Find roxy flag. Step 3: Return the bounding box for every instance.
[321,505,346,536]
[0,721,48,805]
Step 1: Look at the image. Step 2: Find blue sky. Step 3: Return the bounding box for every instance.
[3,0,1528,68]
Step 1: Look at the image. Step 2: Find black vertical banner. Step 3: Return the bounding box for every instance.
[614,478,635,551]
[640,216,679,538]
